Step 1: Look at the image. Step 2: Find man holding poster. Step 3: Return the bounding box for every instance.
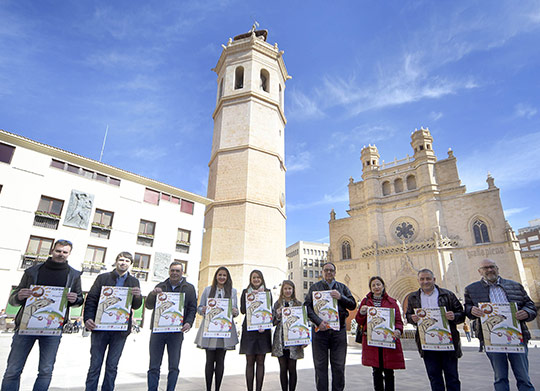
[1,239,83,391]
[83,252,142,391]
[465,258,536,391]
[405,268,464,391]
[305,262,356,391]
[145,261,196,391]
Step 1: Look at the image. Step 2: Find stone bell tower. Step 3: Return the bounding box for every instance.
[198,28,291,294]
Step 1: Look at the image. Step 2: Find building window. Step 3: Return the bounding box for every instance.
[91,209,114,239]
[34,196,63,229]
[473,219,490,244]
[0,143,15,164]
[341,241,352,260]
[144,188,160,205]
[22,236,54,269]
[279,84,283,108]
[303,281,308,289]
[394,178,404,193]
[83,245,107,274]
[133,253,151,281]
[235,66,244,89]
[382,181,391,196]
[309,270,313,278]
[49,159,121,186]
[260,69,269,92]
[315,271,320,278]
[174,259,188,274]
[176,228,191,253]
[303,270,307,277]
[219,78,224,99]
[406,175,417,190]
[181,199,194,214]
[309,281,313,287]
[137,220,155,246]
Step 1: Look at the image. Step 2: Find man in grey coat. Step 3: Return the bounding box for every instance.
[464,258,536,391]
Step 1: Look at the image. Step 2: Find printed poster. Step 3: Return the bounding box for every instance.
[367,307,396,349]
[94,286,133,331]
[282,306,310,346]
[19,285,69,336]
[313,290,339,331]
[415,307,454,351]
[152,292,184,333]
[203,298,233,338]
[246,291,273,331]
[479,302,525,353]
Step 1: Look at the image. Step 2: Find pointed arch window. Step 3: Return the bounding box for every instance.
[235,66,244,90]
[218,78,224,99]
[473,219,490,244]
[260,69,269,92]
[341,241,352,260]
[406,175,417,190]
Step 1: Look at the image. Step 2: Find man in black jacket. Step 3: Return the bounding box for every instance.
[405,268,464,391]
[145,261,197,391]
[464,258,536,391]
[83,251,142,391]
[1,239,83,391]
[304,262,356,391]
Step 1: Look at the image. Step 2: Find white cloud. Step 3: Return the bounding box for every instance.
[430,111,444,121]
[288,191,349,212]
[504,207,528,218]
[515,103,538,119]
[459,131,540,191]
[287,89,324,120]
[287,150,312,173]
[328,124,397,151]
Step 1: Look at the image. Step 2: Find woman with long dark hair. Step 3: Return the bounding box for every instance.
[195,267,239,391]
[240,270,272,391]
[272,280,305,391]
[356,276,405,391]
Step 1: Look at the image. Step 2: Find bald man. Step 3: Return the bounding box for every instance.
[464,259,536,391]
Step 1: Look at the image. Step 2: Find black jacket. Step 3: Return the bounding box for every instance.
[304,280,356,329]
[83,270,142,336]
[405,286,465,358]
[9,259,83,329]
[145,278,197,330]
[464,277,537,347]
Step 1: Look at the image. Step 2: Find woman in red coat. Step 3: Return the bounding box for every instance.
[356,276,405,391]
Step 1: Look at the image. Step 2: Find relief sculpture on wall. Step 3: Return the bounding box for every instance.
[64,190,94,229]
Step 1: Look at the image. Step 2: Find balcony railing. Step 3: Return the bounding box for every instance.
[20,255,48,270]
[82,262,106,274]
[33,214,60,229]
[131,269,149,281]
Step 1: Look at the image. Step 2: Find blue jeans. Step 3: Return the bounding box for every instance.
[147,332,184,391]
[486,347,535,391]
[422,350,460,391]
[1,332,62,391]
[312,327,347,391]
[85,331,127,391]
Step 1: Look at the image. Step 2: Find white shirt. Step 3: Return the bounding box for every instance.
[420,287,439,308]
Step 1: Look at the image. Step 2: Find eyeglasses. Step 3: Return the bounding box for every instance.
[323,269,336,273]
[480,265,497,270]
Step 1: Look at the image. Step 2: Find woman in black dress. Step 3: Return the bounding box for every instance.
[240,270,272,391]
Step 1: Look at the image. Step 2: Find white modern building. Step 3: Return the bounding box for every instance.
[286,241,329,300]
[0,129,211,320]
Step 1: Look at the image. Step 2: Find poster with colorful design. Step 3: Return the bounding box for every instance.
[415,307,454,351]
[94,286,133,331]
[203,298,232,338]
[366,307,396,349]
[313,290,339,331]
[283,306,310,346]
[246,291,273,331]
[152,292,184,333]
[19,285,69,336]
[479,302,525,353]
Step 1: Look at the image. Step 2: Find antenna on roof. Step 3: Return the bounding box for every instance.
[99,125,109,162]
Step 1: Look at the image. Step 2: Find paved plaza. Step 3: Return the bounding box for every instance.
[1,330,539,390]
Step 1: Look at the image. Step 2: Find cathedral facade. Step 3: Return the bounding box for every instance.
[329,128,530,311]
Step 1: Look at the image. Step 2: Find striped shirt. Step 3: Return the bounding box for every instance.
[484,277,508,304]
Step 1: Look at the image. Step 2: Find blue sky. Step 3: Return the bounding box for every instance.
[1,1,540,246]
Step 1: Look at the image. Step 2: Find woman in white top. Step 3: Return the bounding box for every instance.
[195,267,239,391]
